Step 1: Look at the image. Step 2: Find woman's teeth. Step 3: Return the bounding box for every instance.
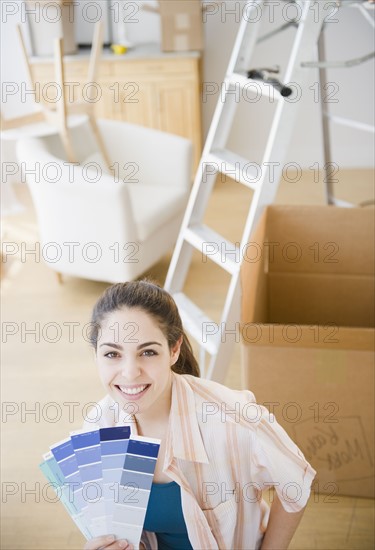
[118,384,148,395]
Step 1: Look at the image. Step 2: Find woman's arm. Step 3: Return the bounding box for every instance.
[260,492,305,550]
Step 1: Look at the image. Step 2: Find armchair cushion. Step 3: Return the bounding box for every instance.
[129,184,188,242]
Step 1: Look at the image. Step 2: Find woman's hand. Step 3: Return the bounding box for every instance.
[83,535,134,550]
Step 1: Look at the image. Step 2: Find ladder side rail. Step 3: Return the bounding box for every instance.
[206,273,242,382]
[165,83,231,291]
[164,167,217,292]
[318,29,335,205]
[229,0,265,74]
[165,3,265,293]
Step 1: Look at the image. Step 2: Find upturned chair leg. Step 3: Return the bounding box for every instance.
[88,115,112,170]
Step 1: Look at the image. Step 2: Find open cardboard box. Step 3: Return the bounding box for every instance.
[144,1,204,52]
[240,205,374,498]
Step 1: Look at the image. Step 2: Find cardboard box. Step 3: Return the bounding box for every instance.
[240,205,375,498]
[158,0,204,52]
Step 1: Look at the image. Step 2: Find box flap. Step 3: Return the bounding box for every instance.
[241,208,269,325]
[262,206,374,275]
[241,323,374,350]
[268,272,374,328]
[241,205,375,347]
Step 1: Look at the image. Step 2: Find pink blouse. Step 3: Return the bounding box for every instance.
[83,372,316,550]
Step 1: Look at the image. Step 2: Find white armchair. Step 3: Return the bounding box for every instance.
[16,119,192,283]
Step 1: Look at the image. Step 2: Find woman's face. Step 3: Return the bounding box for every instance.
[95,307,181,419]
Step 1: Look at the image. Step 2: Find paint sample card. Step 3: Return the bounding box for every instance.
[71,429,106,537]
[112,435,160,547]
[50,437,92,537]
[100,427,131,535]
[39,427,160,547]
[39,454,91,539]
[41,451,79,514]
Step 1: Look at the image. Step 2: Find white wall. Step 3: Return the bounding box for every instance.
[1,0,374,168]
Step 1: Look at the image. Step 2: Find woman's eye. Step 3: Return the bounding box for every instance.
[104,351,119,359]
[142,349,157,357]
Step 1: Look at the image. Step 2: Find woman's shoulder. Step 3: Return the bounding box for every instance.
[178,373,261,429]
[181,373,257,404]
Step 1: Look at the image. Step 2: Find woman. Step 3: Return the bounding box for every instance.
[83,280,316,550]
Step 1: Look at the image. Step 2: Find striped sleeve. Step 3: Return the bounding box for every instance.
[250,405,317,513]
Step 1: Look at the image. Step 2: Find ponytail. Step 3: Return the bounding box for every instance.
[172,330,200,377]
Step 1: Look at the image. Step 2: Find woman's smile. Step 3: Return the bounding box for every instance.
[115,383,151,400]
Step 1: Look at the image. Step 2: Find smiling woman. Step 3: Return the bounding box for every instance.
[83,280,316,550]
[95,306,183,417]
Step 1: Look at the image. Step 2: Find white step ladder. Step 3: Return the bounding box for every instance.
[165,0,333,382]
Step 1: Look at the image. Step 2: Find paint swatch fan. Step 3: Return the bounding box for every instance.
[39,427,160,549]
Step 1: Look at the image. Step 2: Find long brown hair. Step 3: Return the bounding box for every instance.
[89,280,200,377]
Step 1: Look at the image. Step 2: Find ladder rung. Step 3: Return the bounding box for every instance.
[173,293,219,356]
[227,72,282,101]
[185,224,240,275]
[206,148,260,190]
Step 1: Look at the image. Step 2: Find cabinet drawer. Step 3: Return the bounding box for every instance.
[112,57,196,76]
[32,61,114,80]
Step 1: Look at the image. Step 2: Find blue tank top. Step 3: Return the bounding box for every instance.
[143,481,193,549]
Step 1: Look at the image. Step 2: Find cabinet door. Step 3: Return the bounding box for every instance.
[117,80,155,128]
[31,56,202,167]
[156,79,201,168]
[32,62,94,112]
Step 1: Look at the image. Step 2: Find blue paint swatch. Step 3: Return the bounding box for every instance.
[49,438,92,536]
[128,438,160,458]
[71,429,106,537]
[40,427,161,549]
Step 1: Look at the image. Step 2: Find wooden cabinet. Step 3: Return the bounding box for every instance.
[31,45,202,168]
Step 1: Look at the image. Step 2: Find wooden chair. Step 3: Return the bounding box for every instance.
[1,22,110,167]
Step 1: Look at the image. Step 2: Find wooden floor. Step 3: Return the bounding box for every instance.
[1,170,374,549]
